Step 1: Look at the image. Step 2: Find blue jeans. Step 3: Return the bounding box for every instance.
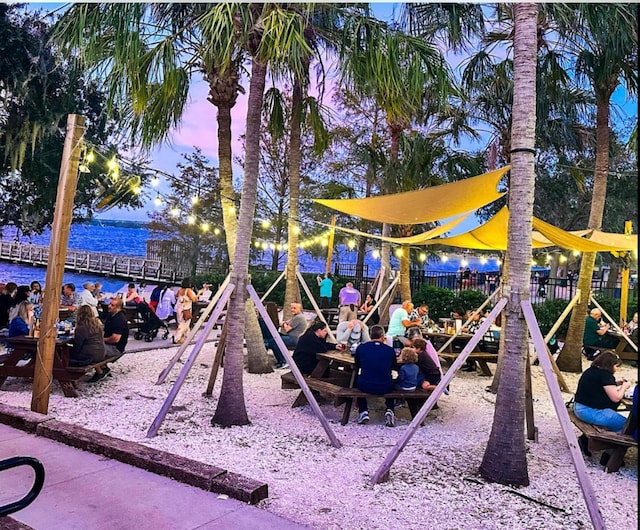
[265,334,295,364]
[574,402,627,433]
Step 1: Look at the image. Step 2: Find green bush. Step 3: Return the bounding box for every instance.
[532,298,571,337]
[412,285,456,321]
[454,289,489,314]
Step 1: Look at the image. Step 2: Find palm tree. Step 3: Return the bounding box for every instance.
[54,3,316,425]
[338,17,453,310]
[478,2,539,487]
[547,3,638,373]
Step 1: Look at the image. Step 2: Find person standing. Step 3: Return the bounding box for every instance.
[172,278,197,344]
[337,282,361,322]
[354,325,399,427]
[316,272,334,309]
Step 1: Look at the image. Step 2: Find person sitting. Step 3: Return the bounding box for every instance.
[197,283,213,303]
[292,321,337,375]
[8,301,33,337]
[0,282,18,329]
[89,297,129,382]
[583,308,618,355]
[265,302,308,368]
[337,282,361,322]
[353,325,399,427]
[574,351,632,457]
[70,305,106,367]
[259,302,284,366]
[29,281,43,305]
[387,300,422,347]
[336,318,370,354]
[408,303,432,330]
[395,347,424,391]
[60,282,78,321]
[77,281,99,317]
[92,282,105,302]
[460,308,484,372]
[412,337,442,391]
[124,282,141,306]
[359,293,380,324]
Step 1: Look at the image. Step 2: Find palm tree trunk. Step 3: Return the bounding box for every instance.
[284,80,304,314]
[479,3,537,487]
[557,100,611,372]
[213,58,268,427]
[217,87,271,375]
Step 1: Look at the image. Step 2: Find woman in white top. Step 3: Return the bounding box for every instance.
[172,278,197,344]
[156,285,177,322]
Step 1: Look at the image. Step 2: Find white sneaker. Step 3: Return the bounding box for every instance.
[385,409,395,427]
[357,411,370,424]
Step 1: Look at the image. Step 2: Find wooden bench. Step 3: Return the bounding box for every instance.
[568,407,637,472]
[281,371,434,425]
[0,336,123,398]
[438,352,498,376]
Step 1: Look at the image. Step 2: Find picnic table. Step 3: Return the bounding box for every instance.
[281,350,433,425]
[0,335,120,397]
[608,330,637,362]
[425,331,498,376]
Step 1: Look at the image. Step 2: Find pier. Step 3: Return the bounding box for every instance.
[0,241,182,282]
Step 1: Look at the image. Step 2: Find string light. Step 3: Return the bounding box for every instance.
[347,239,356,250]
[572,250,580,257]
[187,215,196,225]
[261,219,271,229]
[170,207,180,217]
[441,254,448,262]
[461,258,468,267]
[201,222,209,232]
[153,195,162,206]
[214,228,221,235]
[559,255,567,263]
[86,151,95,163]
[151,176,160,187]
[191,195,199,205]
[419,252,427,262]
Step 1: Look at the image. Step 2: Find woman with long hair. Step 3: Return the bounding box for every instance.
[70,305,106,366]
[8,301,33,337]
[172,278,197,344]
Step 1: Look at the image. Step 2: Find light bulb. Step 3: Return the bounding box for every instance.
[214,228,221,235]
[170,208,179,217]
[419,252,427,262]
[153,196,162,206]
[261,219,271,229]
[191,195,199,205]
[187,215,196,225]
[201,223,209,232]
[151,177,160,187]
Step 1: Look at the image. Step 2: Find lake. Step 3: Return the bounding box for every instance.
[0,221,502,291]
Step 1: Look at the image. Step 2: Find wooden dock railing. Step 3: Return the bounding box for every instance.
[0,241,179,282]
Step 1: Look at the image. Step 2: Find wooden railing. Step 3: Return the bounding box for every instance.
[0,241,179,282]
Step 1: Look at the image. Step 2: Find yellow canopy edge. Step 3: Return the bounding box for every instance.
[314,166,510,225]
[429,207,635,252]
[326,212,472,245]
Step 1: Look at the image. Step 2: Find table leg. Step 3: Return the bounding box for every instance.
[291,358,332,408]
[58,380,79,398]
[477,360,493,376]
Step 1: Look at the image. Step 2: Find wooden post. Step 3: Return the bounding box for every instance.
[31,114,85,414]
[325,214,336,274]
[619,220,632,325]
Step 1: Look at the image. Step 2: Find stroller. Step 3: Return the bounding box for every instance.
[133,301,169,342]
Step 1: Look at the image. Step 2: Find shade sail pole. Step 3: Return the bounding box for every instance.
[31,114,85,414]
[619,220,632,325]
[325,215,336,274]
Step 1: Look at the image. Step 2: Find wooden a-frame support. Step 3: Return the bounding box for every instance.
[591,294,638,354]
[146,282,235,438]
[155,275,232,385]
[146,276,342,447]
[371,296,607,530]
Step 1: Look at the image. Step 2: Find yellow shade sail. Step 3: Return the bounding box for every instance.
[325,213,473,245]
[430,207,635,252]
[314,166,509,225]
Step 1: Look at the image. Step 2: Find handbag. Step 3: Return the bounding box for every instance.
[182,307,192,321]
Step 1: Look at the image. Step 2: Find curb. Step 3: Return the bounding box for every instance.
[0,403,268,505]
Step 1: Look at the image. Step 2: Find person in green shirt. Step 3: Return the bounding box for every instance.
[583,308,618,350]
[316,272,333,309]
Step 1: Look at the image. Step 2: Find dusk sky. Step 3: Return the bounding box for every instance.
[21,3,639,234]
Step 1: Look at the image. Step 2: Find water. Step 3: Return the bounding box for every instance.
[1,222,502,291]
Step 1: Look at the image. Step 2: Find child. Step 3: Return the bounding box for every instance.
[395,347,424,391]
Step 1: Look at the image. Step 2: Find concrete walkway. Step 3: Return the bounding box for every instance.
[0,424,308,530]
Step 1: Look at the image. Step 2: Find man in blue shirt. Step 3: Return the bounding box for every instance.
[354,325,399,427]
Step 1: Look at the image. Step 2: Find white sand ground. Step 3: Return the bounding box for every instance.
[1,335,637,530]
